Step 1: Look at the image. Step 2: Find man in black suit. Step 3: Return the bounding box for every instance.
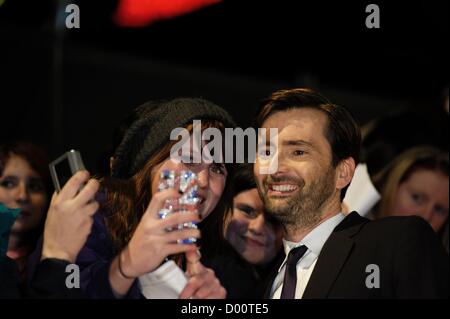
[254,88,449,298]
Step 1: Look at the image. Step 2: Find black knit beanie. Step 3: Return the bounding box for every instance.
[111,97,236,179]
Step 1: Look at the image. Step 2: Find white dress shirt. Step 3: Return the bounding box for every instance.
[271,213,345,299]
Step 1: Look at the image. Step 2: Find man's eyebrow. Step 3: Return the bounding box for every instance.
[282,140,314,147]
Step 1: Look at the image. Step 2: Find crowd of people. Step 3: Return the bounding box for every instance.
[0,88,448,299]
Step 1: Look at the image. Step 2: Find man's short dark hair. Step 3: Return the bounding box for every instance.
[256,88,361,201]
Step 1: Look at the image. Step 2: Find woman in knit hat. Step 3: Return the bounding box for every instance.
[76,98,236,299]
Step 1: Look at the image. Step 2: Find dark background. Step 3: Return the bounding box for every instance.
[0,0,448,175]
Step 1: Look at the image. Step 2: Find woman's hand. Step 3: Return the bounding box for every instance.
[112,188,201,285]
[109,188,201,296]
[41,170,99,263]
[179,250,227,299]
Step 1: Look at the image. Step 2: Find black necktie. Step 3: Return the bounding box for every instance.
[280,245,308,299]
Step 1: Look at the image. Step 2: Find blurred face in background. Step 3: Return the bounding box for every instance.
[225,188,283,265]
[390,168,449,232]
[0,154,48,234]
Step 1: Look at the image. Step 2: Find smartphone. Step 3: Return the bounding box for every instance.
[49,149,86,192]
[157,170,199,244]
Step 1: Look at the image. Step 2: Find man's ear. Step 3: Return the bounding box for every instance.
[336,157,356,191]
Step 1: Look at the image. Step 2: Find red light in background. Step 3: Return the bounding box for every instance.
[114,0,221,27]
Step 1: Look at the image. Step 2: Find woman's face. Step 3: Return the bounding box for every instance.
[390,168,449,232]
[225,188,283,265]
[0,154,48,234]
[151,157,227,220]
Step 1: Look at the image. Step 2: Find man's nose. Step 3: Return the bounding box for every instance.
[270,163,290,180]
[271,149,290,174]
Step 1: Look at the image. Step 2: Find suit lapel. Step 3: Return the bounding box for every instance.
[263,251,286,298]
[302,212,369,298]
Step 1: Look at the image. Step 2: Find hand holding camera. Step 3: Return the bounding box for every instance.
[42,171,99,263]
[42,150,99,263]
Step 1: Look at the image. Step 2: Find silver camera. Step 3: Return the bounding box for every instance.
[49,149,86,192]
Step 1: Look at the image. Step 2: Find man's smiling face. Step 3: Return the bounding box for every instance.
[254,108,339,227]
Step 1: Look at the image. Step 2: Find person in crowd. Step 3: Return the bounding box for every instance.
[372,146,449,252]
[219,163,283,298]
[361,90,448,178]
[1,170,99,298]
[76,97,235,299]
[0,142,50,283]
[254,88,448,298]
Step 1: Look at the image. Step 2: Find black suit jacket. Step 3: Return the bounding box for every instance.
[264,212,449,298]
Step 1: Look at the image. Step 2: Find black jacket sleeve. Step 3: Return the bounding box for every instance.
[393,216,449,298]
[0,256,21,298]
[26,258,83,299]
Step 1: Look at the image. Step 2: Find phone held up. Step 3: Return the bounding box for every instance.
[49,149,86,193]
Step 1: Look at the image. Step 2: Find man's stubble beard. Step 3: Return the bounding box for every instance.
[258,167,336,230]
